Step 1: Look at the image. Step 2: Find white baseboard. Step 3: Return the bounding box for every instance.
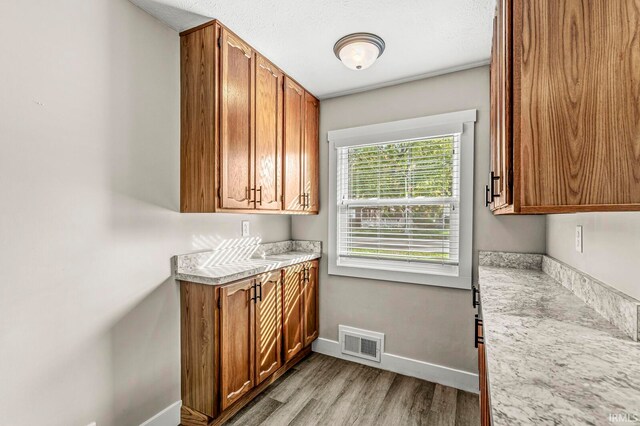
[139,400,181,426]
[312,338,479,394]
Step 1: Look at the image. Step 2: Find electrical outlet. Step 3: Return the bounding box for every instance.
[242,221,250,237]
[575,225,583,253]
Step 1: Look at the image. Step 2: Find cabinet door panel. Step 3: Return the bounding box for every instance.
[255,55,283,210]
[282,264,304,361]
[255,271,282,384]
[220,29,254,209]
[283,77,304,211]
[489,15,500,210]
[302,260,319,346]
[303,92,320,213]
[478,322,491,425]
[220,278,255,410]
[519,0,640,208]
[497,0,512,209]
[490,0,512,211]
[180,24,217,213]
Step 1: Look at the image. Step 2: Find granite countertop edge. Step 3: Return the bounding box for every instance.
[174,251,322,286]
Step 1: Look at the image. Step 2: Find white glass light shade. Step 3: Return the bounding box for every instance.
[334,33,385,71]
[338,41,380,70]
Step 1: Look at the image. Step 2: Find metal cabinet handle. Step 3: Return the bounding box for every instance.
[250,280,257,302]
[305,193,310,209]
[251,281,262,303]
[475,315,484,348]
[485,185,491,207]
[300,193,306,208]
[490,171,500,200]
[472,284,479,308]
[250,187,261,206]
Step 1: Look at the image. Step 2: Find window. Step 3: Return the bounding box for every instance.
[328,110,476,288]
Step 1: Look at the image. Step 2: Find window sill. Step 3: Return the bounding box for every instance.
[328,259,471,289]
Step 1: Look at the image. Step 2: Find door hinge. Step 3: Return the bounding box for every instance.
[217,36,221,48]
[217,187,221,199]
[217,296,221,309]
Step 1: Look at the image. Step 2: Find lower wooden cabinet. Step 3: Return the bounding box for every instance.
[283,260,319,361]
[302,260,319,346]
[477,316,491,426]
[255,271,282,384]
[180,260,319,426]
[283,263,305,361]
[219,278,255,410]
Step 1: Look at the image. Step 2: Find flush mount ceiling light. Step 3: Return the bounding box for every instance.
[333,33,385,71]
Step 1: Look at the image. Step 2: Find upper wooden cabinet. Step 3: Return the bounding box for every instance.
[283,78,305,212]
[488,0,640,214]
[255,55,284,211]
[219,29,254,210]
[303,93,320,213]
[180,20,319,214]
[283,78,320,213]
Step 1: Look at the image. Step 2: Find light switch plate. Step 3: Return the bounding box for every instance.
[575,225,583,253]
[242,221,250,237]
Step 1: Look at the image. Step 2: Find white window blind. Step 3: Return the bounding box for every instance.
[336,134,460,271]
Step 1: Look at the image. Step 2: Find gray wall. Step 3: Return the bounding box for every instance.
[547,213,640,300]
[292,66,546,373]
[0,1,290,425]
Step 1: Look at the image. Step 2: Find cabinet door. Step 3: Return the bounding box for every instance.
[489,15,500,209]
[517,0,640,210]
[283,77,305,211]
[303,92,320,213]
[282,264,304,361]
[220,28,255,210]
[254,54,283,211]
[255,271,282,384]
[219,278,255,410]
[478,321,491,425]
[490,0,512,211]
[302,260,319,347]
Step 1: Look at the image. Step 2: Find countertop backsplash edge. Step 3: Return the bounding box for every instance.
[478,251,543,270]
[542,255,640,341]
[478,250,640,342]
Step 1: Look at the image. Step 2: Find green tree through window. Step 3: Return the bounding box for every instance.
[338,136,458,263]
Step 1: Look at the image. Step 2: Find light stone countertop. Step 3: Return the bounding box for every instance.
[172,240,322,286]
[174,251,321,285]
[479,265,640,426]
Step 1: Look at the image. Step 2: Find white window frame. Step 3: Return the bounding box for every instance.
[327,109,476,289]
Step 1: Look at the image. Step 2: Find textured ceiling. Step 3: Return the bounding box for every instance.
[130,0,495,99]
